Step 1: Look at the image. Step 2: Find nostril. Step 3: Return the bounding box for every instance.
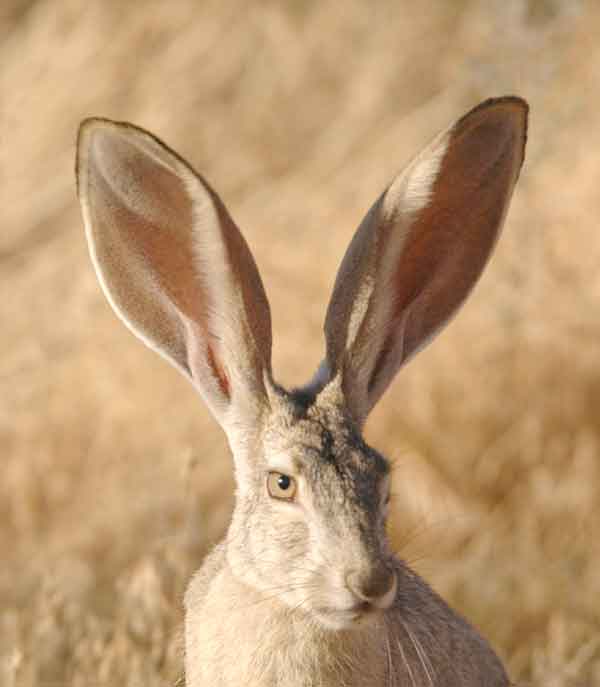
[345,566,397,608]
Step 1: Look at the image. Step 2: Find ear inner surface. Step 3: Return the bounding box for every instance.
[319,97,528,424]
[82,126,205,374]
[370,102,525,391]
[77,119,273,429]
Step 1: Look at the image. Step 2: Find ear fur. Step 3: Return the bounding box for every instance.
[76,118,273,434]
[319,97,528,425]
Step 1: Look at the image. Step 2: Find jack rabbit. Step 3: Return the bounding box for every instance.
[76,96,528,686]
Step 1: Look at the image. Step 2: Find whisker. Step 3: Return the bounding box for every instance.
[415,621,462,683]
[404,623,435,687]
[396,632,417,687]
[383,616,396,687]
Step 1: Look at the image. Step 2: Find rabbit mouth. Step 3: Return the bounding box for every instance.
[314,601,383,630]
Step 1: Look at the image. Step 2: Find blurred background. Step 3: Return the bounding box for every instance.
[2,0,600,685]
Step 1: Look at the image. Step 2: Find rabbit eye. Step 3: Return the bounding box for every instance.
[267,471,297,501]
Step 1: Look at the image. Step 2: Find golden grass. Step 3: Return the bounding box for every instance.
[2,1,600,684]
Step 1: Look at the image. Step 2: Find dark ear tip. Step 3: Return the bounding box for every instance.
[454,95,529,171]
[460,96,529,124]
[479,96,529,143]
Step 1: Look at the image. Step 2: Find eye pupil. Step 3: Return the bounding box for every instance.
[278,474,291,490]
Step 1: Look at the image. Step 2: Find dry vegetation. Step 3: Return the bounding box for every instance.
[2,0,600,685]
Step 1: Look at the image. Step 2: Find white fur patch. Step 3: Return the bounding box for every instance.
[384,128,449,217]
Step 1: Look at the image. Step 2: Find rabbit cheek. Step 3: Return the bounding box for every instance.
[241,508,312,605]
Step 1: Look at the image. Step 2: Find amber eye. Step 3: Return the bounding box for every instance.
[267,472,297,500]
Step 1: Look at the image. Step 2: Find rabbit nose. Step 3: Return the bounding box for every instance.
[345,565,397,609]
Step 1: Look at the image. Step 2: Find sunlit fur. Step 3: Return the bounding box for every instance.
[184,382,508,686]
[76,97,528,686]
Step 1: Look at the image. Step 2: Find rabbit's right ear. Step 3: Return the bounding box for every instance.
[76,119,273,435]
[319,97,528,426]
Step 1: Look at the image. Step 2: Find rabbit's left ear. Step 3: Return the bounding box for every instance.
[76,119,273,434]
[319,97,528,425]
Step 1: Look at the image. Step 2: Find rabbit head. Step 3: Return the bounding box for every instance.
[224,383,396,630]
[76,97,527,632]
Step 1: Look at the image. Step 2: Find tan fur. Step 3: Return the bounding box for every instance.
[185,545,386,686]
[76,96,528,686]
[183,533,507,687]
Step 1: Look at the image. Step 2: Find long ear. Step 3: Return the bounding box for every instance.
[320,97,528,425]
[76,118,273,435]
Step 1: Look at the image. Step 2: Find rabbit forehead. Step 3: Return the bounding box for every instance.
[264,391,389,493]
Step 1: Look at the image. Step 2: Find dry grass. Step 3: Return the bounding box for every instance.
[2,0,600,685]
